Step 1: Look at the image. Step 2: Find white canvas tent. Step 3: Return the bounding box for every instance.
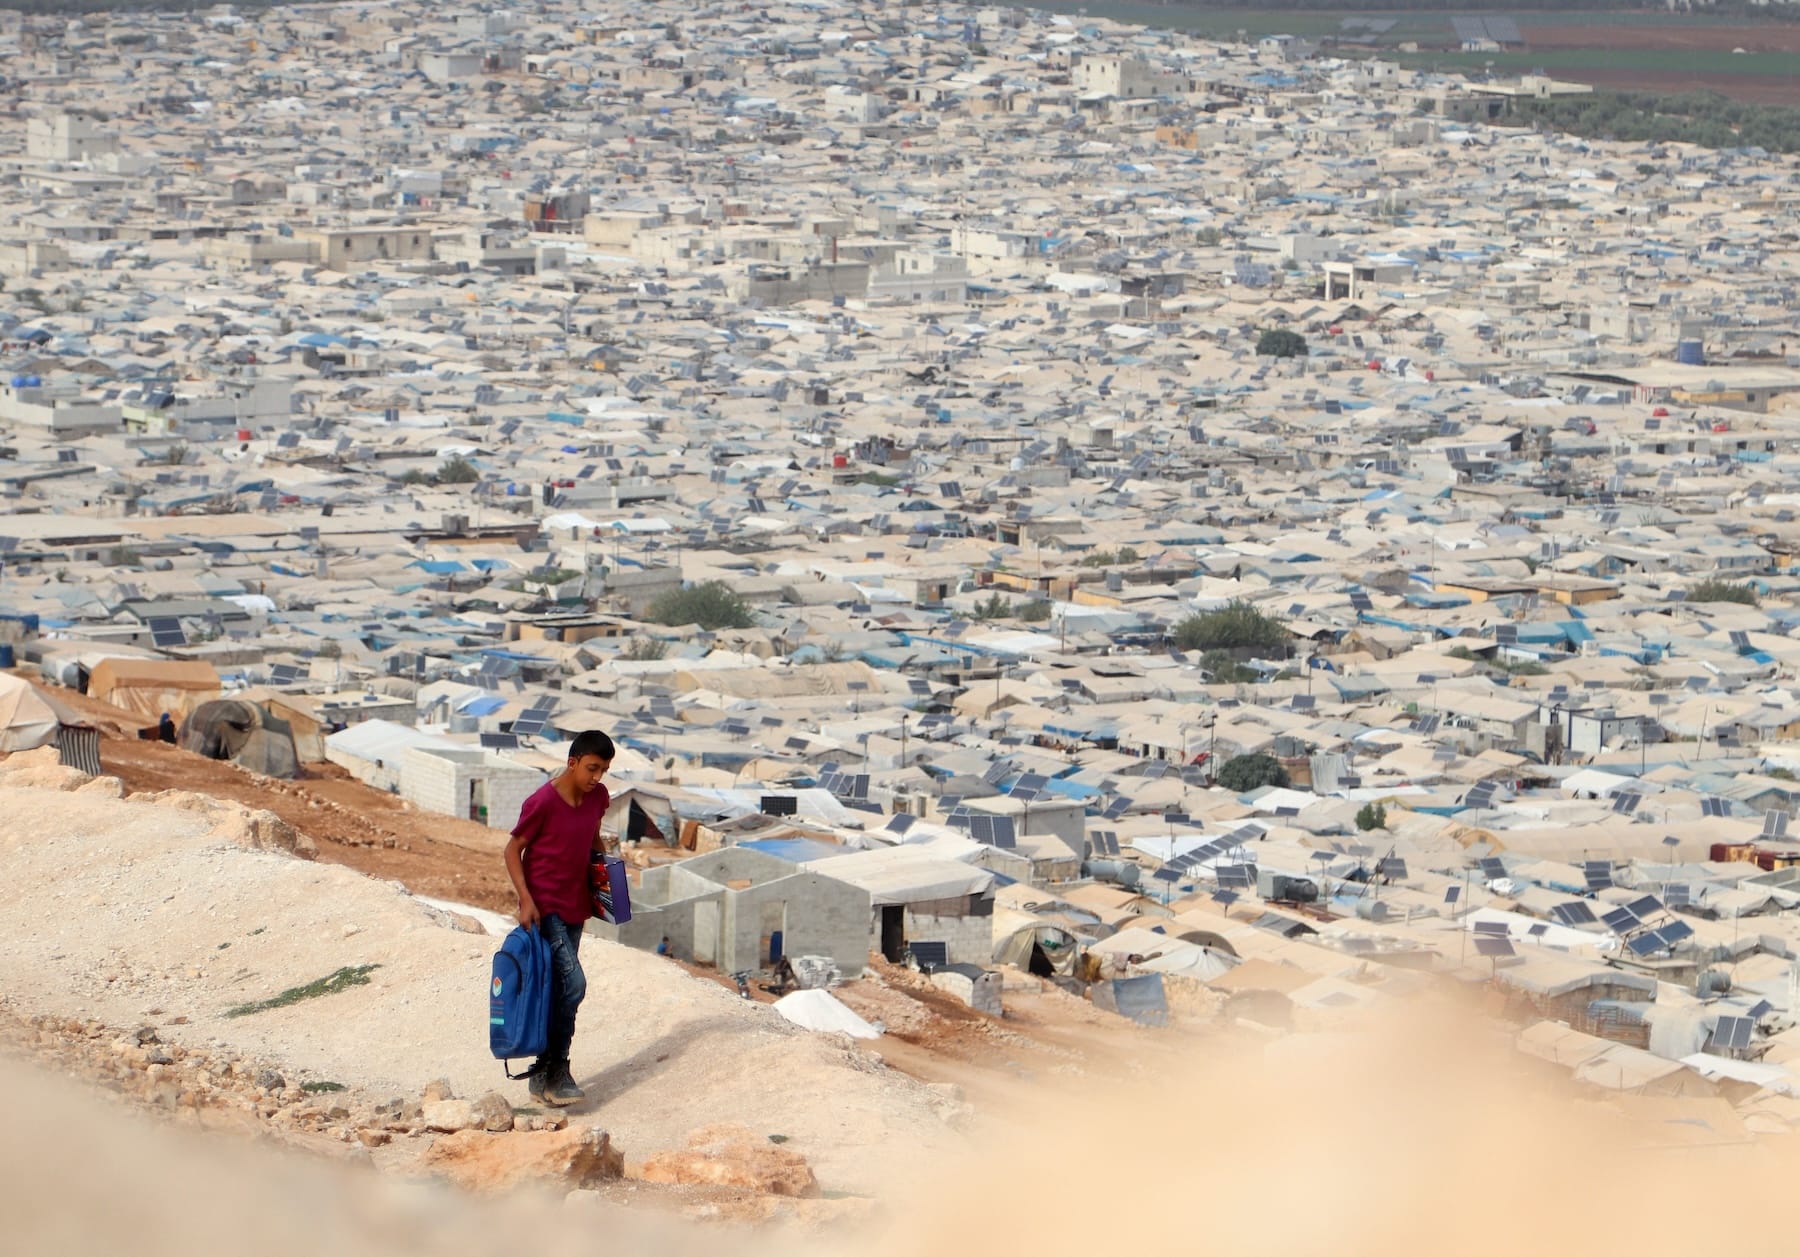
[0,673,68,751]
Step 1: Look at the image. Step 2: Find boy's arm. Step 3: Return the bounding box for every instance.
[503,831,539,928]
[505,800,542,927]
[591,785,614,854]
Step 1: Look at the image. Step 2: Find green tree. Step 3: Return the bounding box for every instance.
[1688,579,1759,606]
[1256,328,1307,359]
[972,592,1013,621]
[1200,652,1259,684]
[620,637,668,661]
[645,581,755,630]
[1019,599,1053,623]
[437,454,481,485]
[1216,753,1289,793]
[1172,600,1288,654]
[1355,802,1388,832]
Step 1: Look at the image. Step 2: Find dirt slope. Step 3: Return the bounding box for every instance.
[0,778,951,1196]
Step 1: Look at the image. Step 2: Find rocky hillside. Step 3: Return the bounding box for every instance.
[0,749,964,1208]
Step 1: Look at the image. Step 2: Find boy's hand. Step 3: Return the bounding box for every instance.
[517,896,541,929]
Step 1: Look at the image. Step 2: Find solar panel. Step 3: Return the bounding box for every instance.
[1714,1016,1755,1051]
[1701,797,1729,818]
[1550,902,1597,927]
[1474,936,1514,958]
[1349,592,1373,612]
[1378,857,1408,880]
[479,732,519,750]
[1657,920,1694,945]
[1626,933,1665,957]
[886,813,917,835]
[1152,867,1183,884]
[1443,885,1461,905]
[1626,895,1662,919]
[1414,715,1441,735]
[1473,922,1509,936]
[148,616,187,648]
[908,941,948,973]
[510,715,546,738]
[269,664,301,686]
[1217,865,1254,889]
[1211,889,1239,906]
[1612,792,1642,815]
[1762,811,1790,839]
[1602,907,1640,933]
[1527,923,1549,938]
[1479,857,1506,879]
[1584,859,1613,889]
[1666,884,1692,907]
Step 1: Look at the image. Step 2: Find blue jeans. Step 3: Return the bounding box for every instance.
[539,914,586,1068]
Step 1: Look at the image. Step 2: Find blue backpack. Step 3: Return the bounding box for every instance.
[489,925,552,1078]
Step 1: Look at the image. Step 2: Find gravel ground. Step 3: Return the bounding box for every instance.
[0,781,955,1195]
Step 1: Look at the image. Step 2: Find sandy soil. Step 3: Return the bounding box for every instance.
[1553,69,1800,107]
[31,677,520,912]
[0,779,954,1196]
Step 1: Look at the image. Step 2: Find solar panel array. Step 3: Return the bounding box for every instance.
[820,770,871,800]
[967,814,1017,848]
[509,696,558,740]
[1550,901,1597,927]
[148,616,187,648]
[1714,1016,1755,1052]
[1763,811,1790,839]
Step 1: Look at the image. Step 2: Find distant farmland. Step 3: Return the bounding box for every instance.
[1013,5,1800,105]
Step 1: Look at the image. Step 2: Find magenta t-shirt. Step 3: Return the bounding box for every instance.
[513,779,610,924]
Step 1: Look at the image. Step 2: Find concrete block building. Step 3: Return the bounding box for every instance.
[590,846,870,978]
[400,745,545,830]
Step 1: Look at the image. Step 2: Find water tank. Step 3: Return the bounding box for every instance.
[24,376,39,387]
[1697,969,1732,998]
[449,713,480,734]
[1084,860,1141,889]
[1676,339,1704,366]
[8,376,24,388]
[0,643,14,668]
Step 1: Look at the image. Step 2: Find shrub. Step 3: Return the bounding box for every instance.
[1200,651,1259,684]
[1173,600,1288,653]
[972,591,1013,621]
[1355,802,1388,832]
[1018,600,1053,623]
[1688,579,1759,606]
[1215,753,1289,793]
[1256,329,1307,359]
[645,581,755,630]
[438,454,481,485]
[620,637,668,661]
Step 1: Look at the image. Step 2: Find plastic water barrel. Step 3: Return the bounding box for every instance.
[0,643,15,668]
[1676,339,1704,365]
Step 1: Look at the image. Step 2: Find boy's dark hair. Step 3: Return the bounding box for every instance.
[569,730,615,762]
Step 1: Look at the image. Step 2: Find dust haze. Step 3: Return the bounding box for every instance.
[9,995,1787,1256]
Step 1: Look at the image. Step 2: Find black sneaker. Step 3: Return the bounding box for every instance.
[544,1061,585,1108]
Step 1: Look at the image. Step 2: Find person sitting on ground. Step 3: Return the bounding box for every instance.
[656,936,671,957]
[157,712,176,744]
[503,730,613,1108]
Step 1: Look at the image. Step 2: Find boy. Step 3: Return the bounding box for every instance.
[503,729,613,1107]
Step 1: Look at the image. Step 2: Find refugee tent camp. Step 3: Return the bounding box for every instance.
[86,659,221,722]
[179,699,301,779]
[0,674,101,773]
